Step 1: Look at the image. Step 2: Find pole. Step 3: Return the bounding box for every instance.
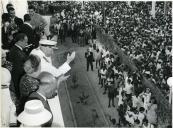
[102,1,106,26]
[164,1,168,16]
[151,1,156,18]
[169,86,172,104]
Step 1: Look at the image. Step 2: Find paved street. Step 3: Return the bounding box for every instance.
[52,37,119,127]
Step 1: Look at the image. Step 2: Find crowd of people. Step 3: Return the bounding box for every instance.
[86,43,158,127]
[48,1,171,98]
[100,1,172,98]
[1,1,172,127]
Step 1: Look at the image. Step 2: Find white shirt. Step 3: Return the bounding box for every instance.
[142,123,154,128]
[30,48,71,78]
[125,111,135,125]
[132,95,139,108]
[100,69,107,79]
[105,57,110,65]
[124,77,133,94]
[138,112,145,126]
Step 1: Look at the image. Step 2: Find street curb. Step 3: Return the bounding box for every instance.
[76,53,110,127]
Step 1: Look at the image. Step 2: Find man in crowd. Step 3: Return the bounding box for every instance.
[28,5,49,39]
[2,6,23,49]
[7,33,28,115]
[2,3,14,23]
[30,39,75,78]
[8,7,23,32]
[19,14,36,54]
[85,48,94,71]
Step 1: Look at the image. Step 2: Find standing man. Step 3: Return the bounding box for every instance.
[19,14,36,54]
[30,39,75,78]
[30,40,75,126]
[2,7,23,49]
[28,5,49,39]
[85,48,94,71]
[8,7,23,32]
[7,33,28,115]
[2,3,14,23]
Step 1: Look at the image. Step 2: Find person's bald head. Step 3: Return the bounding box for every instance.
[38,72,57,99]
[38,72,56,84]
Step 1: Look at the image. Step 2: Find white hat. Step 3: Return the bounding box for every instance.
[39,39,57,46]
[17,100,52,126]
[1,67,11,86]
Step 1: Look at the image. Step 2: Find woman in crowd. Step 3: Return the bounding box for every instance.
[19,55,41,115]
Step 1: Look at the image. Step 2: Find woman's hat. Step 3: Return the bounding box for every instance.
[17,100,52,126]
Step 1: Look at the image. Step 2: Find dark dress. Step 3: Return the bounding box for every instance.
[18,74,39,116]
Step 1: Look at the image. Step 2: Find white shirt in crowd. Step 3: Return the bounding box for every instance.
[124,77,133,94]
[100,69,107,79]
[138,112,145,126]
[142,123,154,128]
[139,92,151,110]
[105,57,110,65]
[125,110,136,125]
[132,95,139,108]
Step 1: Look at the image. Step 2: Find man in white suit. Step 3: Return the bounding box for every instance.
[30,39,75,126]
[30,39,75,78]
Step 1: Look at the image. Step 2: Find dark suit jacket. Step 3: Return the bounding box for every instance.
[2,13,23,27]
[10,16,23,27]
[27,92,53,127]
[19,23,34,45]
[7,45,27,98]
[19,23,36,54]
[85,51,94,62]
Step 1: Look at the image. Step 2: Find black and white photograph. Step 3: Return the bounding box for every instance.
[1,0,172,127]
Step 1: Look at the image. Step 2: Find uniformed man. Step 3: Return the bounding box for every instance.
[30,39,75,127]
[30,39,75,78]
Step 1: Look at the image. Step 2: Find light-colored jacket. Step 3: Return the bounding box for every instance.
[30,48,71,78]
[30,13,47,29]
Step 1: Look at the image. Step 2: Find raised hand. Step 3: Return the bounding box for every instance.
[66,51,76,64]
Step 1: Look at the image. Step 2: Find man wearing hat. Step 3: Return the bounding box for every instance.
[30,40,75,127]
[30,39,75,78]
